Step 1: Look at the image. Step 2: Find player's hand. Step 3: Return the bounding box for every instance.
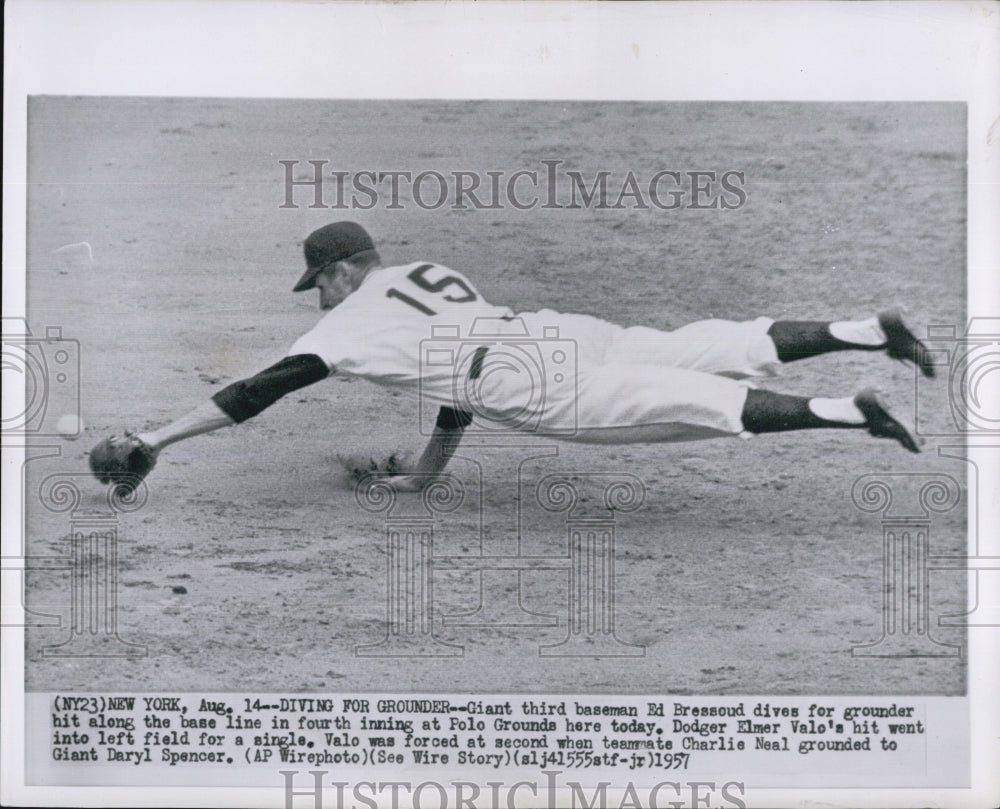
[386,473,433,493]
[339,452,415,486]
[135,431,163,456]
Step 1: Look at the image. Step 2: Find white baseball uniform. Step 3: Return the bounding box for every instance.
[289,261,780,443]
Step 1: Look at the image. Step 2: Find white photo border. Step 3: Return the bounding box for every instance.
[3,1,998,807]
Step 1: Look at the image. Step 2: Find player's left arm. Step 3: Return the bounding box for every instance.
[136,354,331,453]
[388,406,471,492]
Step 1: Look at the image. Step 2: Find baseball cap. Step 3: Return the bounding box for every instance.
[293,221,376,292]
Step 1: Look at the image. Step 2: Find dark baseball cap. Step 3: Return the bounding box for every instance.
[293,221,375,292]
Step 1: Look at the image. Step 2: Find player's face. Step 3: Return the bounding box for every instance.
[314,266,353,311]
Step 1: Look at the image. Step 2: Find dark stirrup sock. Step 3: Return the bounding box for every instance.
[741,389,861,434]
[767,320,884,363]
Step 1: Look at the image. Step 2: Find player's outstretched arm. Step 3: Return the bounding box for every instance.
[90,354,331,490]
[389,407,470,492]
[137,400,235,453]
[144,353,331,451]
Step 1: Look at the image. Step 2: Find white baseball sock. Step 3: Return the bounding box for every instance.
[808,396,866,425]
[829,316,886,347]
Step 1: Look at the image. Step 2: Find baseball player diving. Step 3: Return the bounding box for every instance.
[90,221,933,493]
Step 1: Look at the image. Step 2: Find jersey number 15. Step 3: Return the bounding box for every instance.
[386,264,477,316]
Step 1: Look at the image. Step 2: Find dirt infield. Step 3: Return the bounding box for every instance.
[23,98,966,694]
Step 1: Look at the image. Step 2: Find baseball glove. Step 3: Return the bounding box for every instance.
[89,432,158,492]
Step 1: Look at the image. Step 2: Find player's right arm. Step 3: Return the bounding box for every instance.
[137,354,330,452]
[388,406,471,492]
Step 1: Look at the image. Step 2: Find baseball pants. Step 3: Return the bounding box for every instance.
[476,311,778,443]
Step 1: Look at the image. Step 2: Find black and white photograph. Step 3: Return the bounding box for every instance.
[3,2,998,808]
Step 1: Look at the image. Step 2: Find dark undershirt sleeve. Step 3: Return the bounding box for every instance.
[436,406,473,431]
[212,354,331,424]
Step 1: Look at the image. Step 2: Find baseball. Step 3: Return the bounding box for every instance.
[56,413,83,438]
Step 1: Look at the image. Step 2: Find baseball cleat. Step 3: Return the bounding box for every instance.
[878,306,935,378]
[854,389,922,453]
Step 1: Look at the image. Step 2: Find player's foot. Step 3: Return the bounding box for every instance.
[878,306,935,378]
[854,389,922,453]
